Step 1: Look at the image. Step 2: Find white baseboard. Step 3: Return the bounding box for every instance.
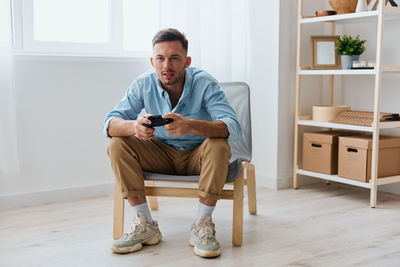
[0,182,114,210]
[255,174,292,189]
[256,173,321,190]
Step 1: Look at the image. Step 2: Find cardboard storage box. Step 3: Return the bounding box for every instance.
[338,135,400,182]
[303,131,354,174]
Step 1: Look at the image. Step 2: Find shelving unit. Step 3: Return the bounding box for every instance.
[293,0,400,207]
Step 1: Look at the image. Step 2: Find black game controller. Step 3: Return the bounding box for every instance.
[143,115,173,128]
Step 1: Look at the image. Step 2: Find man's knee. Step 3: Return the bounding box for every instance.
[202,138,231,158]
[107,136,129,158]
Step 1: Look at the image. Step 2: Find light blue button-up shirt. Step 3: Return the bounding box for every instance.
[103,67,241,150]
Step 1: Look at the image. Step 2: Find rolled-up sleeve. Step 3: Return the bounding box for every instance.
[102,81,144,137]
[204,82,242,141]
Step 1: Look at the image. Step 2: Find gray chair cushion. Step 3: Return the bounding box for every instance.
[143,82,252,183]
[144,158,243,183]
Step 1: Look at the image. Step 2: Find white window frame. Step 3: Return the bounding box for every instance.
[11,0,151,57]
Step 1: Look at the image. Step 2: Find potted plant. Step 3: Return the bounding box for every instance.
[336,35,366,69]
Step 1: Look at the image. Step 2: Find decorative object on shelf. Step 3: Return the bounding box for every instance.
[367,0,389,10]
[328,0,358,14]
[356,0,368,12]
[352,60,376,69]
[351,60,375,69]
[367,60,375,68]
[311,35,341,69]
[388,0,399,7]
[352,60,368,68]
[336,35,366,69]
[332,110,400,126]
[313,105,351,122]
[315,10,337,16]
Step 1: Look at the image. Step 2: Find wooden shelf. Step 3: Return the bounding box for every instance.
[382,65,400,72]
[379,121,400,129]
[296,169,371,188]
[299,69,376,75]
[377,175,400,185]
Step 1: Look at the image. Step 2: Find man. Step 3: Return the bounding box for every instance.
[103,28,241,258]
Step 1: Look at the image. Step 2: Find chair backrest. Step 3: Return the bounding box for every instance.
[219,82,252,162]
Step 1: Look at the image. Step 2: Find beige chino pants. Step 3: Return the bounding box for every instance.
[107,136,231,200]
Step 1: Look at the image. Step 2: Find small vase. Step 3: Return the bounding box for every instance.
[356,0,368,12]
[341,55,353,69]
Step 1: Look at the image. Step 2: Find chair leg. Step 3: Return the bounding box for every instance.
[145,181,159,210]
[245,162,257,215]
[113,179,125,240]
[232,166,244,246]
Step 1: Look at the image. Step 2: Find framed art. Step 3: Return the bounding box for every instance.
[310,35,341,69]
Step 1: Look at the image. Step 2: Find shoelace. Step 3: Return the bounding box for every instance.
[123,218,145,240]
[194,222,217,242]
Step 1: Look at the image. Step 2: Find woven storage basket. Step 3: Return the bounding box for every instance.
[332,111,400,126]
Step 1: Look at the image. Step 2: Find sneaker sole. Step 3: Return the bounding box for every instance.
[189,238,221,258]
[111,233,162,254]
[193,246,221,258]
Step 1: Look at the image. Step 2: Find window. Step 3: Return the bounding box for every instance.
[33,0,110,43]
[13,0,160,56]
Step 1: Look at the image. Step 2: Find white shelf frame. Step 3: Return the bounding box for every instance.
[298,119,400,131]
[299,66,400,75]
[298,119,372,132]
[299,69,376,75]
[296,169,371,188]
[300,6,400,24]
[297,169,400,188]
[293,0,400,208]
[300,11,379,24]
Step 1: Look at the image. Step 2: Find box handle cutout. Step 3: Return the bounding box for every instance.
[347,148,358,153]
[311,143,322,148]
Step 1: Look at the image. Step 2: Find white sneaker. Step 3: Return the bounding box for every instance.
[189,216,221,257]
[111,213,162,254]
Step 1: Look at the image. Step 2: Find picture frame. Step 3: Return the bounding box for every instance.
[310,35,341,70]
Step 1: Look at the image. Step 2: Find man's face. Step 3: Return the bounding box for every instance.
[151,40,191,89]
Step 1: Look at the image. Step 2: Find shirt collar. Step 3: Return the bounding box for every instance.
[156,68,193,101]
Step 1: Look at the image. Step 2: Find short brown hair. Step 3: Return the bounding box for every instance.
[152,28,188,52]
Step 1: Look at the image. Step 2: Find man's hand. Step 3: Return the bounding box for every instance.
[135,114,155,139]
[162,113,191,136]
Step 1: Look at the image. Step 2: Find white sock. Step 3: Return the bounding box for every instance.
[197,202,215,222]
[132,202,153,224]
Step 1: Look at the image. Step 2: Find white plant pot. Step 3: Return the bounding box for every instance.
[341,55,353,69]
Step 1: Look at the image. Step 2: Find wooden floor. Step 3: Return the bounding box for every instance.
[1,182,400,267]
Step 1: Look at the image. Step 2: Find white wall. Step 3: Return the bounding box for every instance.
[251,0,325,188]
[276,0,297,188]
[246,0,280,188]
[0,56,150,208]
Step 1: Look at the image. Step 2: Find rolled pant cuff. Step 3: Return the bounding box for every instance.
[198,190,221,201]
[121,190,146,199]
